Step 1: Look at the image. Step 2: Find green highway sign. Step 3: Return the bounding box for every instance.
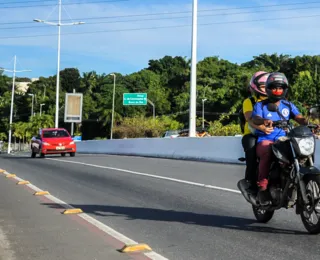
[123,93,147,105]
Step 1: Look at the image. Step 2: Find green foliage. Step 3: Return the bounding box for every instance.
[208,121,241,136]
[113,116,183,139]
[2,53,320,140]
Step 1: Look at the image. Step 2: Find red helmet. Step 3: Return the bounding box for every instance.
[249,71,270,96]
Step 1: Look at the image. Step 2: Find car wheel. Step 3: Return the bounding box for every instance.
[70,152,75,157]
[61,153,66,157]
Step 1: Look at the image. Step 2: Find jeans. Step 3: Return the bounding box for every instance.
[256,140,274,190]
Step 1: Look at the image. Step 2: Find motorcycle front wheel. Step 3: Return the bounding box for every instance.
[300,175,320,234]
[252,206,274,223]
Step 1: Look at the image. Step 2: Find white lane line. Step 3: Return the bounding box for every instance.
[1,170,168,260]
[46,158,241,194]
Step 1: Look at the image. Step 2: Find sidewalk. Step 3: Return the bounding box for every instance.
[0,174,136,260]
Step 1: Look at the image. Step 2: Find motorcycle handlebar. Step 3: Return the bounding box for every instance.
[270,120,318,130]
[271,120,288,128]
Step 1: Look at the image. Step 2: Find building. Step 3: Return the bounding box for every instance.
[15,78,39,93]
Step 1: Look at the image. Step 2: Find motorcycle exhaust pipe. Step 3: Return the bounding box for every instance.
[237,179,258,206]
[237,179,251,202]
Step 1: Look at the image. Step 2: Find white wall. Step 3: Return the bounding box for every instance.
[77,137,320,167]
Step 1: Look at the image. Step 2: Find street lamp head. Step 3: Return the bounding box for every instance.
[28,93,34,96]
[110,73,115,76]
[33,19,43,23]
[77,22,85,25]
[202,98,207,102]
[41,103,45,106]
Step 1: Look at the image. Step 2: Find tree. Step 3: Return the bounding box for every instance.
[60,68,81,93]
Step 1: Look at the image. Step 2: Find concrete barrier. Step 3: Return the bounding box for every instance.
[77,137,320,166]
[77,137,243,164]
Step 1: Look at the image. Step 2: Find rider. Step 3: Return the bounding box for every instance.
[252,72,309,205]
[241,71,272,192]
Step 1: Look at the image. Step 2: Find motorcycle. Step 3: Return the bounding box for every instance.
[237,103,320,234]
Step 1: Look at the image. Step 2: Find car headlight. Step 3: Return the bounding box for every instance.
[70,141,74,145]
[294,137,315,156]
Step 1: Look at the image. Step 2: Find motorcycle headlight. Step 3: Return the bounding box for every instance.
[293,136,315,156]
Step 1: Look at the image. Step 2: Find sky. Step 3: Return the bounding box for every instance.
[0,0,319,78]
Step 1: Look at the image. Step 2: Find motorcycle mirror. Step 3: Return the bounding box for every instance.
[267,103,278,112]
[309,106,320,119]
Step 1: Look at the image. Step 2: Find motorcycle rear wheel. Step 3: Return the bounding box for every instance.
[300,176,320,234]
[252,206,274,223]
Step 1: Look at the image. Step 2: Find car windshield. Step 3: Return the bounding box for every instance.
[43,130,69,138]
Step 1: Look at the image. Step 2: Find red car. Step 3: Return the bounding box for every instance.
[31,128,76,158]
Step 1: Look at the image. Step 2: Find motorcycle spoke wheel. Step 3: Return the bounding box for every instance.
[301,178,320,234]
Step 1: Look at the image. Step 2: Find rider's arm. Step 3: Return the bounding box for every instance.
[251,101,273,126]
[245,112,268,131]
[290,102,308,125]
[243,98,264,131]
[294,114,308,125]
[252,116,267,125]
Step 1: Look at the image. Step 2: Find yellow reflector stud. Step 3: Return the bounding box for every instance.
[62,208,83,215]
[17,181,30,185]
[34,191,50,196]
[119,243,152,253]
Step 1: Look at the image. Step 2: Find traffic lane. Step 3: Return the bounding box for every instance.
[1,155,320,260]
[49,153,245,191]
[0,169,134,260]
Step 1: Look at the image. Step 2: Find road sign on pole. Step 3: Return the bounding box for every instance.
[64,93,83,123]
[123,93,147,105]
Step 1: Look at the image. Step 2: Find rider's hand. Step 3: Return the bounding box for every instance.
[263,119,273,127]
[261,125,274,134]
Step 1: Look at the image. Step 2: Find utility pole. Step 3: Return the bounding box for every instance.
[110,73,116,139]
[189,0,198,137]
[28,94,34,118]
[34,0,84,128]
[1,55,31,154]
[71,89,75,136]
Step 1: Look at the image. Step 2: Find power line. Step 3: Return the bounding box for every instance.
[0,0,55,4]
[0,5,319,30]
[1,13,320,40]
[0,0,319,23]
[0,0,128,9]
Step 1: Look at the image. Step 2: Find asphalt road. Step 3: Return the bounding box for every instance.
[0,162,134,260]
[1,153,320,260]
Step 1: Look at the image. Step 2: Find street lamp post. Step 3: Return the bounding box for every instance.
[40,103,45,116]
[189,0,198,137]
[202,98,207,129]
[1,55,31,154]
[147,99,155,119]
[110,73,116,140]
[28,94,34,118]
[33,0,84,128]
